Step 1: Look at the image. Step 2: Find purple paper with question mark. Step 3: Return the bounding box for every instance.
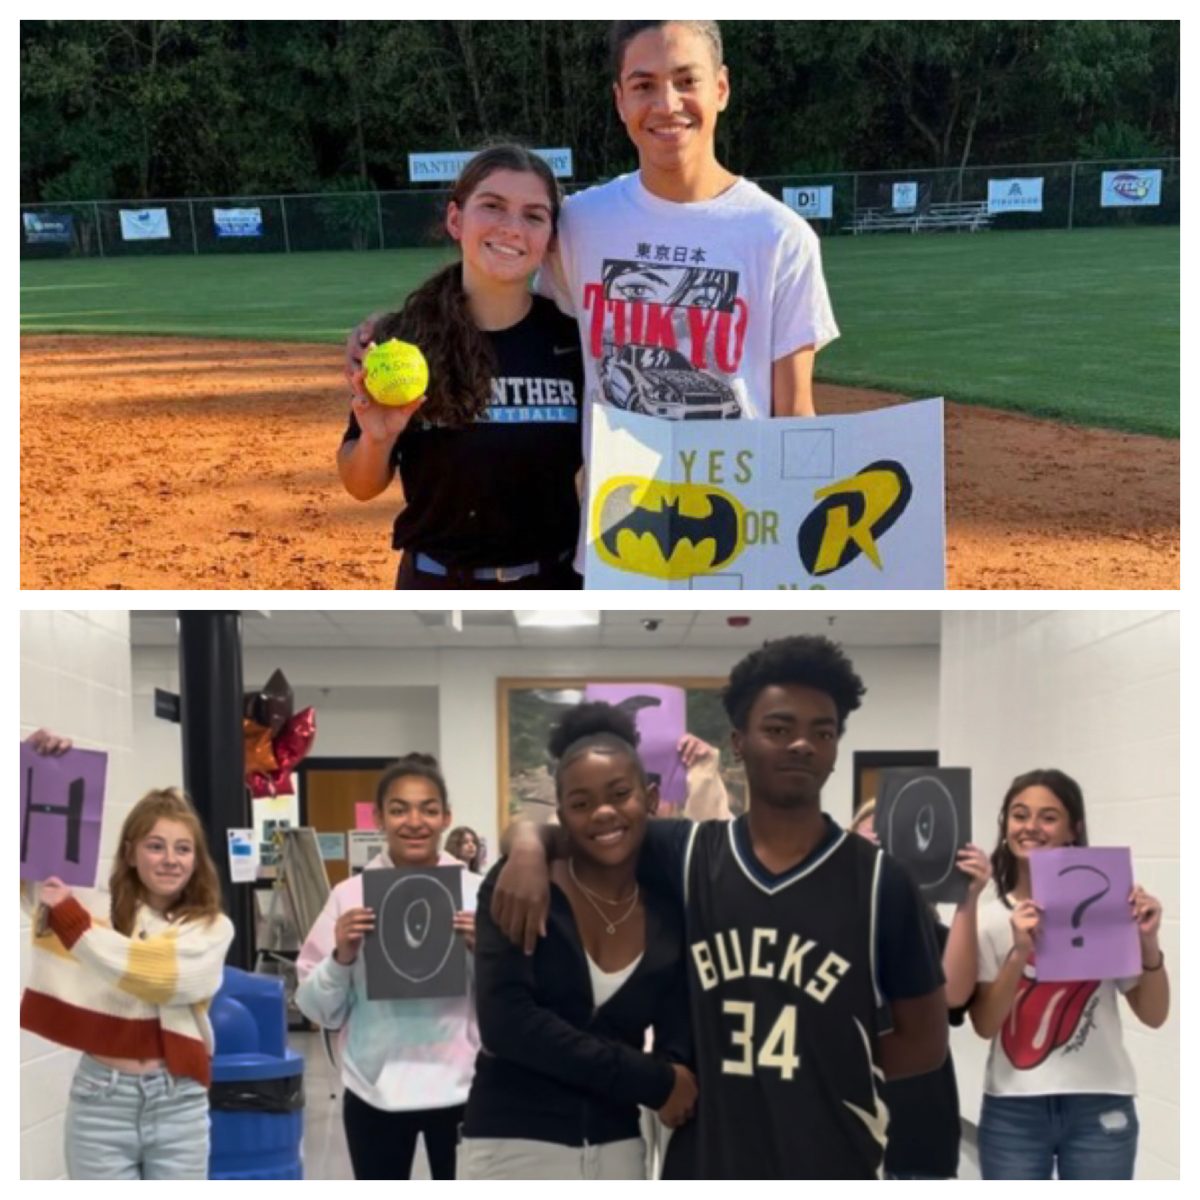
[1029,846,1141,981]
[584,683,687,811]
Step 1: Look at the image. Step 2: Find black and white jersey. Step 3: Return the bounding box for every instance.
[679,819,888,1179]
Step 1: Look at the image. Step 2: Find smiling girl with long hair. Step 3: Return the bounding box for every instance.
[21,762,233,1180]
[969,769,1169,1179]
[340,144,584,590]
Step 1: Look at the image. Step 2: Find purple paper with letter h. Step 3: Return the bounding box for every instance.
[584,683,687,811]
[20,743,107,886]
[1029,846,1141,982]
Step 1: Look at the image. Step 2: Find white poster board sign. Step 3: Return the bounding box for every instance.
[783,186,834,220]
[1100,169,1162,208]
[987,178,1044,213]
[584,399,945,590]
[119,208,171,240]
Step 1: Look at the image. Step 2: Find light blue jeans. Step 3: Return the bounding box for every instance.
[978,1093,1138,1180]
[65,1054,210,1179]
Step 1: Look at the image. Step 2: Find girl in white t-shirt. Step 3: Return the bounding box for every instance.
[969,769,1169,1179]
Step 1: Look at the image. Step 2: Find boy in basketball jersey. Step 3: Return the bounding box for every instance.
[494,636,948,1179]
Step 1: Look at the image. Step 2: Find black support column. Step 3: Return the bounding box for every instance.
[178,611,254,970]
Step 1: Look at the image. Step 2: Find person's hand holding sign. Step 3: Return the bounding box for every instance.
[1129,884,1162,955]
[39,876,73,908]
[1009,897,1042,959]
[334,906,375,965]
[676,733,715,768]
[27,729,73,756]
[453,911,476,954]
[956,843,992,900]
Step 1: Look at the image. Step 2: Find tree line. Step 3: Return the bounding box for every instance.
[20,20,1179,203]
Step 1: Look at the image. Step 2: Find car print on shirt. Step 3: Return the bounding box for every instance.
[601,345,743,420]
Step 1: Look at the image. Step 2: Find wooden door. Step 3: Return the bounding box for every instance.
[304,767,386,887]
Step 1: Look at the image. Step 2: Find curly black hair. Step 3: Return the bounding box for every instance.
[722,635,866,734]
[548,702,645,799]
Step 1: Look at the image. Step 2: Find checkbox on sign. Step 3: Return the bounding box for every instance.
[781,428,835,479]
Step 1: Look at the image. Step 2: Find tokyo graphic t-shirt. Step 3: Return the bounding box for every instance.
[977,893,1138,1097]
[537,172,839,423]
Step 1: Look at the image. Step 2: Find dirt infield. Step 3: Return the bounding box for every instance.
[20,335,1178,590]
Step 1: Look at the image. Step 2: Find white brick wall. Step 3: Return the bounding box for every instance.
[20,610,136,1180]
[938,610,1179,1179]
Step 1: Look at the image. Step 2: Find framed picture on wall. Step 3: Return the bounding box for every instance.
[496,677,743,834]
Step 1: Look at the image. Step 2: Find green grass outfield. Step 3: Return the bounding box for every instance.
[21,225,1178,437]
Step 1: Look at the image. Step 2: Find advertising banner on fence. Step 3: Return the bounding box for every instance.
[22,212,74,244]
[584,398,945,590]
[892,182,919,212]
[987,178,1044,213]
[213,206,264,237]
[119,208,171,241]
[409,148,573,182]
[1100,169,1163,208]
[783,186,834,220]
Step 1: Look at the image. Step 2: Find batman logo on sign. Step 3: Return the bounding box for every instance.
[592,478,745,581]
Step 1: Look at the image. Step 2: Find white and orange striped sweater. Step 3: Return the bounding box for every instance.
[20,893,234,1086]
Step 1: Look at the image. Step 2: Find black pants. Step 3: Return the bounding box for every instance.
[342,1089,464,1180]
[395,553,583,590]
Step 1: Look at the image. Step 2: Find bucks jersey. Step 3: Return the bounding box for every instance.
[679,817,888,1179]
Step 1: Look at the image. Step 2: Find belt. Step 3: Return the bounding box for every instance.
[413,551,570,583]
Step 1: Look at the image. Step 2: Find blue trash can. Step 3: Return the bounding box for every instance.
[208,966,305,1180]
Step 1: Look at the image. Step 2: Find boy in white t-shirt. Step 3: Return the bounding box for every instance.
[537,20,838,422]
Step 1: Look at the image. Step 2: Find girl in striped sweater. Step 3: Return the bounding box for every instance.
[21,733,234,1180]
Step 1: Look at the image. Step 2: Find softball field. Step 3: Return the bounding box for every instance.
[19,335,1179,590]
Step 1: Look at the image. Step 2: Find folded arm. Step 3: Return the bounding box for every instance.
[48,897,233,1006]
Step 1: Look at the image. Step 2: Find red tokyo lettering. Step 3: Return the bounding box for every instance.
[585,285,746,370]
[715,300,748,372]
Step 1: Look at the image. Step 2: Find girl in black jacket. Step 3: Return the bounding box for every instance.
[458,703,695,1179]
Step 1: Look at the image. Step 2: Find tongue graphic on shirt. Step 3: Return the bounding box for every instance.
[1001,954,1099,1070]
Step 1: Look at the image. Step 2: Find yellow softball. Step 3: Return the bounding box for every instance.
[363,339,429,407]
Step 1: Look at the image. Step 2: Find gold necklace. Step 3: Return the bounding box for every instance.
[568,858,639,935]
[568,856,637,904]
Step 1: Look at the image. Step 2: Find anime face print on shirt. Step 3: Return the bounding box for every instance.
[1001,952,1101,1070]
[583,245,748,421]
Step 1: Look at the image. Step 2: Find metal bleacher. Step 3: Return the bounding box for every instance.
[845,200,991,235]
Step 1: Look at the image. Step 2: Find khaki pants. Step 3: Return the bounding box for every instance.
[457,1136,646,1180]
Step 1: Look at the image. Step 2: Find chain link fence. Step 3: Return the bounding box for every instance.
[19,158,1179,261]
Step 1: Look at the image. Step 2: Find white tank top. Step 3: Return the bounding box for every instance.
[587,952,643,1008]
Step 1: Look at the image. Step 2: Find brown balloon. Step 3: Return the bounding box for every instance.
[243,717,278,776]
[249,668,294,736]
